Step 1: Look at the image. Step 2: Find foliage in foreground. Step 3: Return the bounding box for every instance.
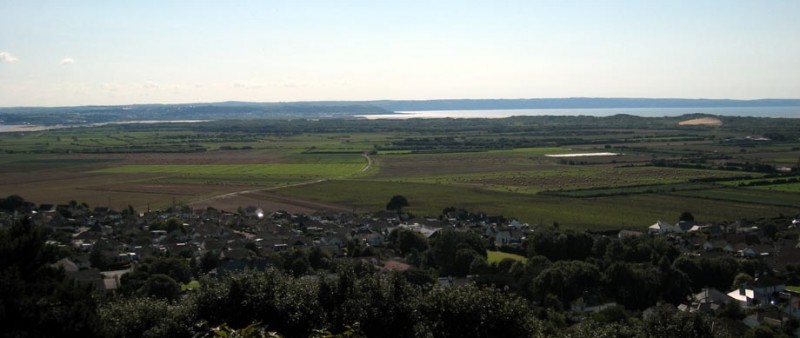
[93,266,743,338]
[0,219,761,338]
[0,218,98,337]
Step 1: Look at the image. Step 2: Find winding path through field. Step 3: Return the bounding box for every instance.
[188,150,373,211]
[361,151,373,172]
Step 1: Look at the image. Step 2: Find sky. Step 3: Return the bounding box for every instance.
[0,1,798,107]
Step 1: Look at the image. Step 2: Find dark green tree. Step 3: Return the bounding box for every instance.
[679,211,695,222]
[532,260,601,304]
[98,297,194,337]
[527,229,594,261]
[139,274,181,301]
[89,245,110,270]
[429,230,487,276]
[0,218,99,337]
[199,251,220,273]
[416,284,545,337]
[0,194,29,212]
[732,272,754,290]
[289,257,310,277]
[744,325,789,338]
[640,304,727,338]
[150,257,193,283]
[308,245,330,270]
[388,228,429,255]
[603,262,660,310]
[386,195,409,214]
[453,248,481,276]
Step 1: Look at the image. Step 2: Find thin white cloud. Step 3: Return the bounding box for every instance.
[60,57,75,65]
[282,81,308,88]
[233,81,264,89]
[101,83,120,92]
[143,81,160,89]
[0,52,19,63]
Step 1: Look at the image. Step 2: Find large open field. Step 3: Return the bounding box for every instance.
[2,115,799,230]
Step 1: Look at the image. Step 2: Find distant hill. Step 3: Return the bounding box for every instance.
[2,98,799,125]
[0,102,392,125]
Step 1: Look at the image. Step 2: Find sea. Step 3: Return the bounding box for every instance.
[358,106,800,119]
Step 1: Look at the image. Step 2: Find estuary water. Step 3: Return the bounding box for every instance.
[359,106,800,119]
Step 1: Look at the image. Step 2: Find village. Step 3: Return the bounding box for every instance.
[3,196,800,335]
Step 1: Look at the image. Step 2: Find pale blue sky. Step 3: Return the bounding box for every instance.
[0,1,798,106]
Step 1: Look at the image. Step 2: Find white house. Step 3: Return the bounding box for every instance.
[648,221,678,235]
[727,287,756,308]
[495,231,512,246]
[727,276,786,307]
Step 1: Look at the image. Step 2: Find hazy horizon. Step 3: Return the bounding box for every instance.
[3,97,800,110]
[1,1,799,106]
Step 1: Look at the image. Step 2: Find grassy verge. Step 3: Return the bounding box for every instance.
[487,250,527,265]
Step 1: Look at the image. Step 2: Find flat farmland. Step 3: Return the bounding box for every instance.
[668,186,800,207]
[384,164,750,193]
[594,194,798,224]
[0,157,115,173]
[94,150,290,165]
[189,190,353,215]
[372,150,567,178]
[550,182,720,198]
[0,148,367,210]
[271,179,795,230]
[94,163,365,177]
[2,116,800,231]
[372,154,528,177]
[750,183,800,194]
[0,170,234,210]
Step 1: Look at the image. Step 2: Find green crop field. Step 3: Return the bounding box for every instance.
[386,165,749,194]
[550,182,720,198]
[486,147,573,155]
[94,163,365,177]
[751,183,800,193]
[270,179,797,230]
[668,187,800,207]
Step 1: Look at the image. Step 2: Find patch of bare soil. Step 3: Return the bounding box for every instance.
[678,117,722,126]
[189,190,352,214]
[75,183,249,196]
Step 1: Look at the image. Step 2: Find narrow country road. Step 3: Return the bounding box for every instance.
[361,151,373,172]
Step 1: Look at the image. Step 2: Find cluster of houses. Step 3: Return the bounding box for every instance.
[643,217,800,333]
[646,218,800,261]
[3,202,800,333]
[0,203,532,295]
